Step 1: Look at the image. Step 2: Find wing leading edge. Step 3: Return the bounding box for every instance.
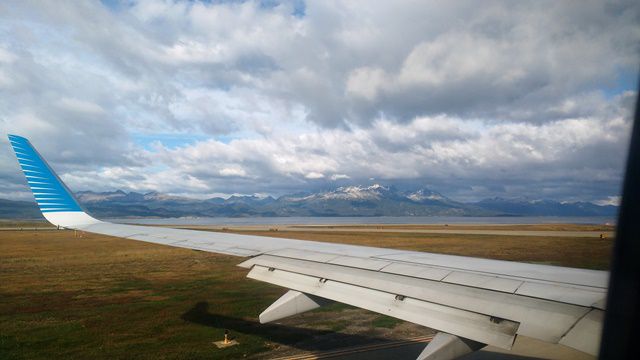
[8,134,607,359]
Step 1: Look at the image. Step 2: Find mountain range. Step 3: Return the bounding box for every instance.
[0,184,617,219]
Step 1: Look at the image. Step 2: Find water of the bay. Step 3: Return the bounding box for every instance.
[110,216,615,226]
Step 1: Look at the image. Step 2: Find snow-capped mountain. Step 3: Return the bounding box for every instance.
[313,184,392,200]
[0,185,618,219]
[405,188,447,202]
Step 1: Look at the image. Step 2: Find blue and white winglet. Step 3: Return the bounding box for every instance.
[8,134,608,360]
[8,135,100,228]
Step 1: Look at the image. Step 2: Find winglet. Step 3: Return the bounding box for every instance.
[7,134,100,228]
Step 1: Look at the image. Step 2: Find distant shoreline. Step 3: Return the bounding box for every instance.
[0,215,616,227]
[104,215,616,226]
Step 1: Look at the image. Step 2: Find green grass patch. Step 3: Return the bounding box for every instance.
[372,315,403,329]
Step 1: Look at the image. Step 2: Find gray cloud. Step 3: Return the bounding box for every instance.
[0,0,637,203]
[341,1,639,124]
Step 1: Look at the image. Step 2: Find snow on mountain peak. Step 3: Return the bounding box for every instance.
[319,184,390,200]
[406,188,445,202]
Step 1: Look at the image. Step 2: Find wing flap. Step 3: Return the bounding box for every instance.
[559,309,604,356]
[380,262,451,281]
[327,255,392,270]
[442,271,524,293]
[515,282,605,308]
[247,264,520,349]
[240,255,595,346]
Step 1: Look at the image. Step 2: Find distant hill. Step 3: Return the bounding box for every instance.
[0,185,618,219]
[473,197,618,217]
[0,199,43,219]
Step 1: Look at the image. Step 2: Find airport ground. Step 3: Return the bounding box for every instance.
[0,221,613,359]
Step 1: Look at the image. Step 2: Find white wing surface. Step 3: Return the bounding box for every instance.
[8,134,607,359]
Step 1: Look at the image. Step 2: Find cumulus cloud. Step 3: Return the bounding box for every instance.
[58,92,629,201]
[330,174,350,181]
[594,196,622,206]
[305,172,325,179]
[0,0,637,203]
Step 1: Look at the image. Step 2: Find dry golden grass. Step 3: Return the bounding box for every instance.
[220,227,612,270]
[288,223,615,232]
[0,229,289,359]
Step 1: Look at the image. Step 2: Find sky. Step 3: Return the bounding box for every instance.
[0,0,638,204]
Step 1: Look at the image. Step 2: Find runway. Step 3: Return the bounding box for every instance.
[270,335,594,360]
[270,336,432,360]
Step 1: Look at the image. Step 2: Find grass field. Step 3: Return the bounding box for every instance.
[0,222,613,359]
[288,224,615,231]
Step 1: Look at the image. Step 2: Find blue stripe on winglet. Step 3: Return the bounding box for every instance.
[8,135,83,213]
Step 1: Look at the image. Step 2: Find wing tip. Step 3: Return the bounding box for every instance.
[8,134,26,141]
[6,133,98,227]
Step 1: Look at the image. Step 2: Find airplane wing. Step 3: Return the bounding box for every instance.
[8,134,607,359]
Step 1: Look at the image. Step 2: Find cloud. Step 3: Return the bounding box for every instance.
[305,172,325,179]
[341,1,640,124]
[0,0,637,204]
[219,166,248,177]
[330,174,350,181]
[594,196,621,206]
[50,93,628,201]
